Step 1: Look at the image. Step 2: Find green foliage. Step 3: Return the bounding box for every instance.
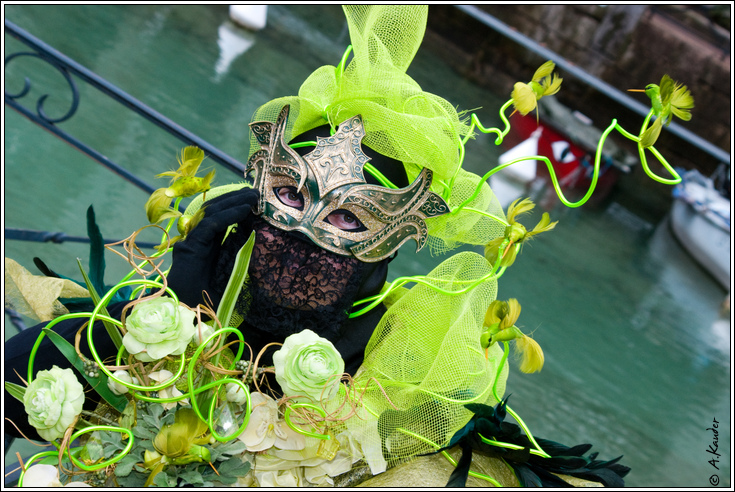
[86,206,106,296]
[75,403,252,487]
[215,232,255,331]
[42,328,128,412]
[76,259,123,350]
[4,381,26,402]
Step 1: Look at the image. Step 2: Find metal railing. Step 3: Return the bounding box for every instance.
[4,20,247,181]
[4,17,249,253]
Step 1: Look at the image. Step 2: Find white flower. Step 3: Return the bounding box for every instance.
[237,393,305,452]
[122,297,196,362]
[106,370,139,396]
[149,370,188,411]
[22,464,91,487]
[254,469,302,487]
[272,329,345,402]
[192,322,216,351]
[269,430,363,485]
[23,366,84,441]
[305,431,363,484]
[226,383,248,405]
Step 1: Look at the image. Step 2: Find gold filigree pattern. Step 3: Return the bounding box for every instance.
[246,105,450,262]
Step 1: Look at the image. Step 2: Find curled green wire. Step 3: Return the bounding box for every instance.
[283,403,331,440]
[396,427,502,486]
[452,111,681,218]
[350,267,499,318]
[186,327,250,442]
[27,312,119,384]
[490,341,550,459]
[65,425,135,472]
[86,280,188,393]
[16,451,63,487]
[350,239,513,318]
[616,112,681,185]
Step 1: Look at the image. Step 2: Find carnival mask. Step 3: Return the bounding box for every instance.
[246,105,450,262]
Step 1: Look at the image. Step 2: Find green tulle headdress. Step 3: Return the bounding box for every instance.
[248,5,507,255]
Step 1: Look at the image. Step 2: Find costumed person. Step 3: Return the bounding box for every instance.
[5,4,488,442]
[5,5,659,486]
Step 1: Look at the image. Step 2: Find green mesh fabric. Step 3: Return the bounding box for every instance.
[248,5,506,253]
[325,252,508,473]
[425,168,508,254]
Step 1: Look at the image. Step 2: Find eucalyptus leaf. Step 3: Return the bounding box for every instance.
[161,410,176,427]
[119,400,137,430]
[133,423,158,441]
[214,474,240,485]
[84,438,105,462]
[153,469,177,487]
[220,456,249,475]
[114,467,147,488]
[41,328,128,412]
[216,456,250,482]
[212,439,247,461]
[178,469,205,486]
[141,412,161,430]
[146,402,165,422]
[114,453,139,477]
[139,439,156,452]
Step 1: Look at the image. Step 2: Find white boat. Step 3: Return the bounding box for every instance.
[669,166,731,290]
[229,5,268,31]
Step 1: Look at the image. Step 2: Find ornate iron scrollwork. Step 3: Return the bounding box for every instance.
[5,51,80,124]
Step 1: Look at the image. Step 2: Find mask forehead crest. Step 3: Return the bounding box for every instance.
[303,115,370,199]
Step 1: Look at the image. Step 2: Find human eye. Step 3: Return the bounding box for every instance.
[274,186,304,210]
[325,209,367,232]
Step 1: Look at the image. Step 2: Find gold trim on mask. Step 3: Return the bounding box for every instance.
[246,105,449,262]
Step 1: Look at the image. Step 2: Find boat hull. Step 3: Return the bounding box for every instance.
[669,198,731,290]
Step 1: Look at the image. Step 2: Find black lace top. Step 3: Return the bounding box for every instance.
[211,218,387,373]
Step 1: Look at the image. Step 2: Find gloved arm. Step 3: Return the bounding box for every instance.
[4,301,127,441]
[166,187,260,310]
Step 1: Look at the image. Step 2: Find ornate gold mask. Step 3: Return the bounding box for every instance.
[246,105,450,262]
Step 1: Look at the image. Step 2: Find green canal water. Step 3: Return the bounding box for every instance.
[3,5,731,487]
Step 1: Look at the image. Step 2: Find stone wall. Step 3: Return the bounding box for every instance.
[426,5,730,176]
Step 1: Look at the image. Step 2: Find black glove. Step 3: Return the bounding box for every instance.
[167,187,260,310]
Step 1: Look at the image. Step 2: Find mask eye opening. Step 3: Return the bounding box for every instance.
[324,209,367,232]
[274,186,305,211]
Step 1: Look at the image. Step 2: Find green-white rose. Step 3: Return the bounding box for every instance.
[272,329,345,402]
[123,297,196,362]
[23,366,84,441]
